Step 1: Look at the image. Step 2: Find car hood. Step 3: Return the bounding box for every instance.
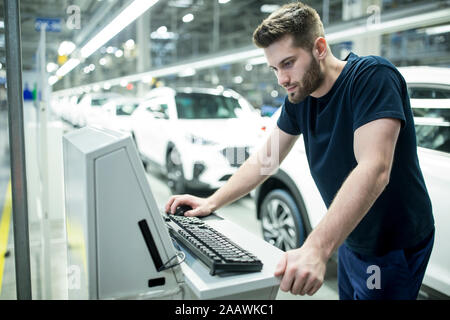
[176,118,266,146]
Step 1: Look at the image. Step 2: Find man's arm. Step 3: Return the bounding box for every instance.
[165,126,299,216]
[275,117,401,296]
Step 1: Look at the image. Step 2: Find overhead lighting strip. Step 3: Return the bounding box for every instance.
[52,0,159,84]
[80,0,159,59]
[53,7,450,95]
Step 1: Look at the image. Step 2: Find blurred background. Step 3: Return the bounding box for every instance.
[0,0,449,300]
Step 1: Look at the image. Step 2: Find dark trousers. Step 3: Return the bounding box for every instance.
[338,230,434,300]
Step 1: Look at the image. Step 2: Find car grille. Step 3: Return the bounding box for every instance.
[221,147,250,167]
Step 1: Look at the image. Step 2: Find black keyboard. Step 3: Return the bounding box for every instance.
[166,215,263,276]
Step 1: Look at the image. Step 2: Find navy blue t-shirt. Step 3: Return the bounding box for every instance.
[277,52,434,255]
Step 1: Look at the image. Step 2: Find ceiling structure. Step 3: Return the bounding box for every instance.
[0,0,449,107]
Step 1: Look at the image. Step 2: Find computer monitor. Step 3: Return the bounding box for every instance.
[62,126,184,299]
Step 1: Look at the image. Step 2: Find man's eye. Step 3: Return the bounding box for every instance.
[284,61,293,67]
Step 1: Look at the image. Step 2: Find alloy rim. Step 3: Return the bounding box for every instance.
[262,198,298,251]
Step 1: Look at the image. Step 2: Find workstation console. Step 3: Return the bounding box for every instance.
[62,127,282,299]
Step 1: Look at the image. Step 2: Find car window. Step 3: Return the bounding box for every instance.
[175,93,242,119]
[413,107,450,153]
[144,101,169,119]
[76,93,85,104]
[91,97,110,107]
[116,103,139,116]
[408,86,450,99]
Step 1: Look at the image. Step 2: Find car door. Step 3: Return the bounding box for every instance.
[413,101,450,295]
[134,97,171,166]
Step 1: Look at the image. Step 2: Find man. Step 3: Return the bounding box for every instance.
[165,2,434,300]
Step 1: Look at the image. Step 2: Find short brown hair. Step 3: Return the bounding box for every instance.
[253,2,324,51]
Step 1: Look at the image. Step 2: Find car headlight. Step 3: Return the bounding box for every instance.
[186,134,218,146]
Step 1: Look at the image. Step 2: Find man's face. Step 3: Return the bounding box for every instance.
[264,35,324,103]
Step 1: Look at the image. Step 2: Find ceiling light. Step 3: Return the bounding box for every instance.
[182,13,194,23]
[58,41,76,56]
[80,0,159,58]
[248,56,267,65]
[56,58,80,77]
[233,76,243,84]
[125,39,135,49]
[178,68,196,77]
[219,0,231,4]
[169,0,193,8]
[115,49,124,58]
[157,26,167,33]
[46,62,59,73]
[260,4,280,13]
[326,8,450,43]
[48,75,59,86]
[142,75,152,83]
[99,57,107,65]
[424,24,450,35]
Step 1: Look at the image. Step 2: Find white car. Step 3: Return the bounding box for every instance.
[88,96,141,133]
[255,66,450,296]
[76,92,123,127]
[130,87,266,194]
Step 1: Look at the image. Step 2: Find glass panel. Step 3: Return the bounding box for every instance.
[175,93,242,119]
[414,108,450,153]
[0,97,16,299]
[409,87,450,99]
[116,103,138,116]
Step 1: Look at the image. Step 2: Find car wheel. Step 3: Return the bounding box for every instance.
[166,147,187,194]
[260,189,306,251]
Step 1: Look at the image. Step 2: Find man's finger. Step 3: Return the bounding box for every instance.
[279,270,295,292]
[170,198,183,214]
[307,280,322,296]
[165,196,176,212]
[291,272,308,295]
[274,253,287,277]
[300,275,316,295]
[184,207,197,217]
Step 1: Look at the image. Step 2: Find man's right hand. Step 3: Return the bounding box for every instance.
[165,194,215,217]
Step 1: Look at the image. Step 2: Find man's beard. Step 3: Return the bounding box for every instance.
[287,57,324,104]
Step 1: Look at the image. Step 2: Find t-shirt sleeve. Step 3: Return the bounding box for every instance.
[351,65,407,131]
[276,98,302,135]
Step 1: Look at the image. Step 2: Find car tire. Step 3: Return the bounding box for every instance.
[260,189,306,251]
[166,147,187,194]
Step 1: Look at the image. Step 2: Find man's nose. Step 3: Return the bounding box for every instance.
[277,70,290,87]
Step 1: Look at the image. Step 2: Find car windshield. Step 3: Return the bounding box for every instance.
[175,93,242,119]
[116,103,139,116]
[91,97,110,107]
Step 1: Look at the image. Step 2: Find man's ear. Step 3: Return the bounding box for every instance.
[313,37,327,60]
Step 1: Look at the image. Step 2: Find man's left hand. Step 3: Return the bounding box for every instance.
[274,243,327,296]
